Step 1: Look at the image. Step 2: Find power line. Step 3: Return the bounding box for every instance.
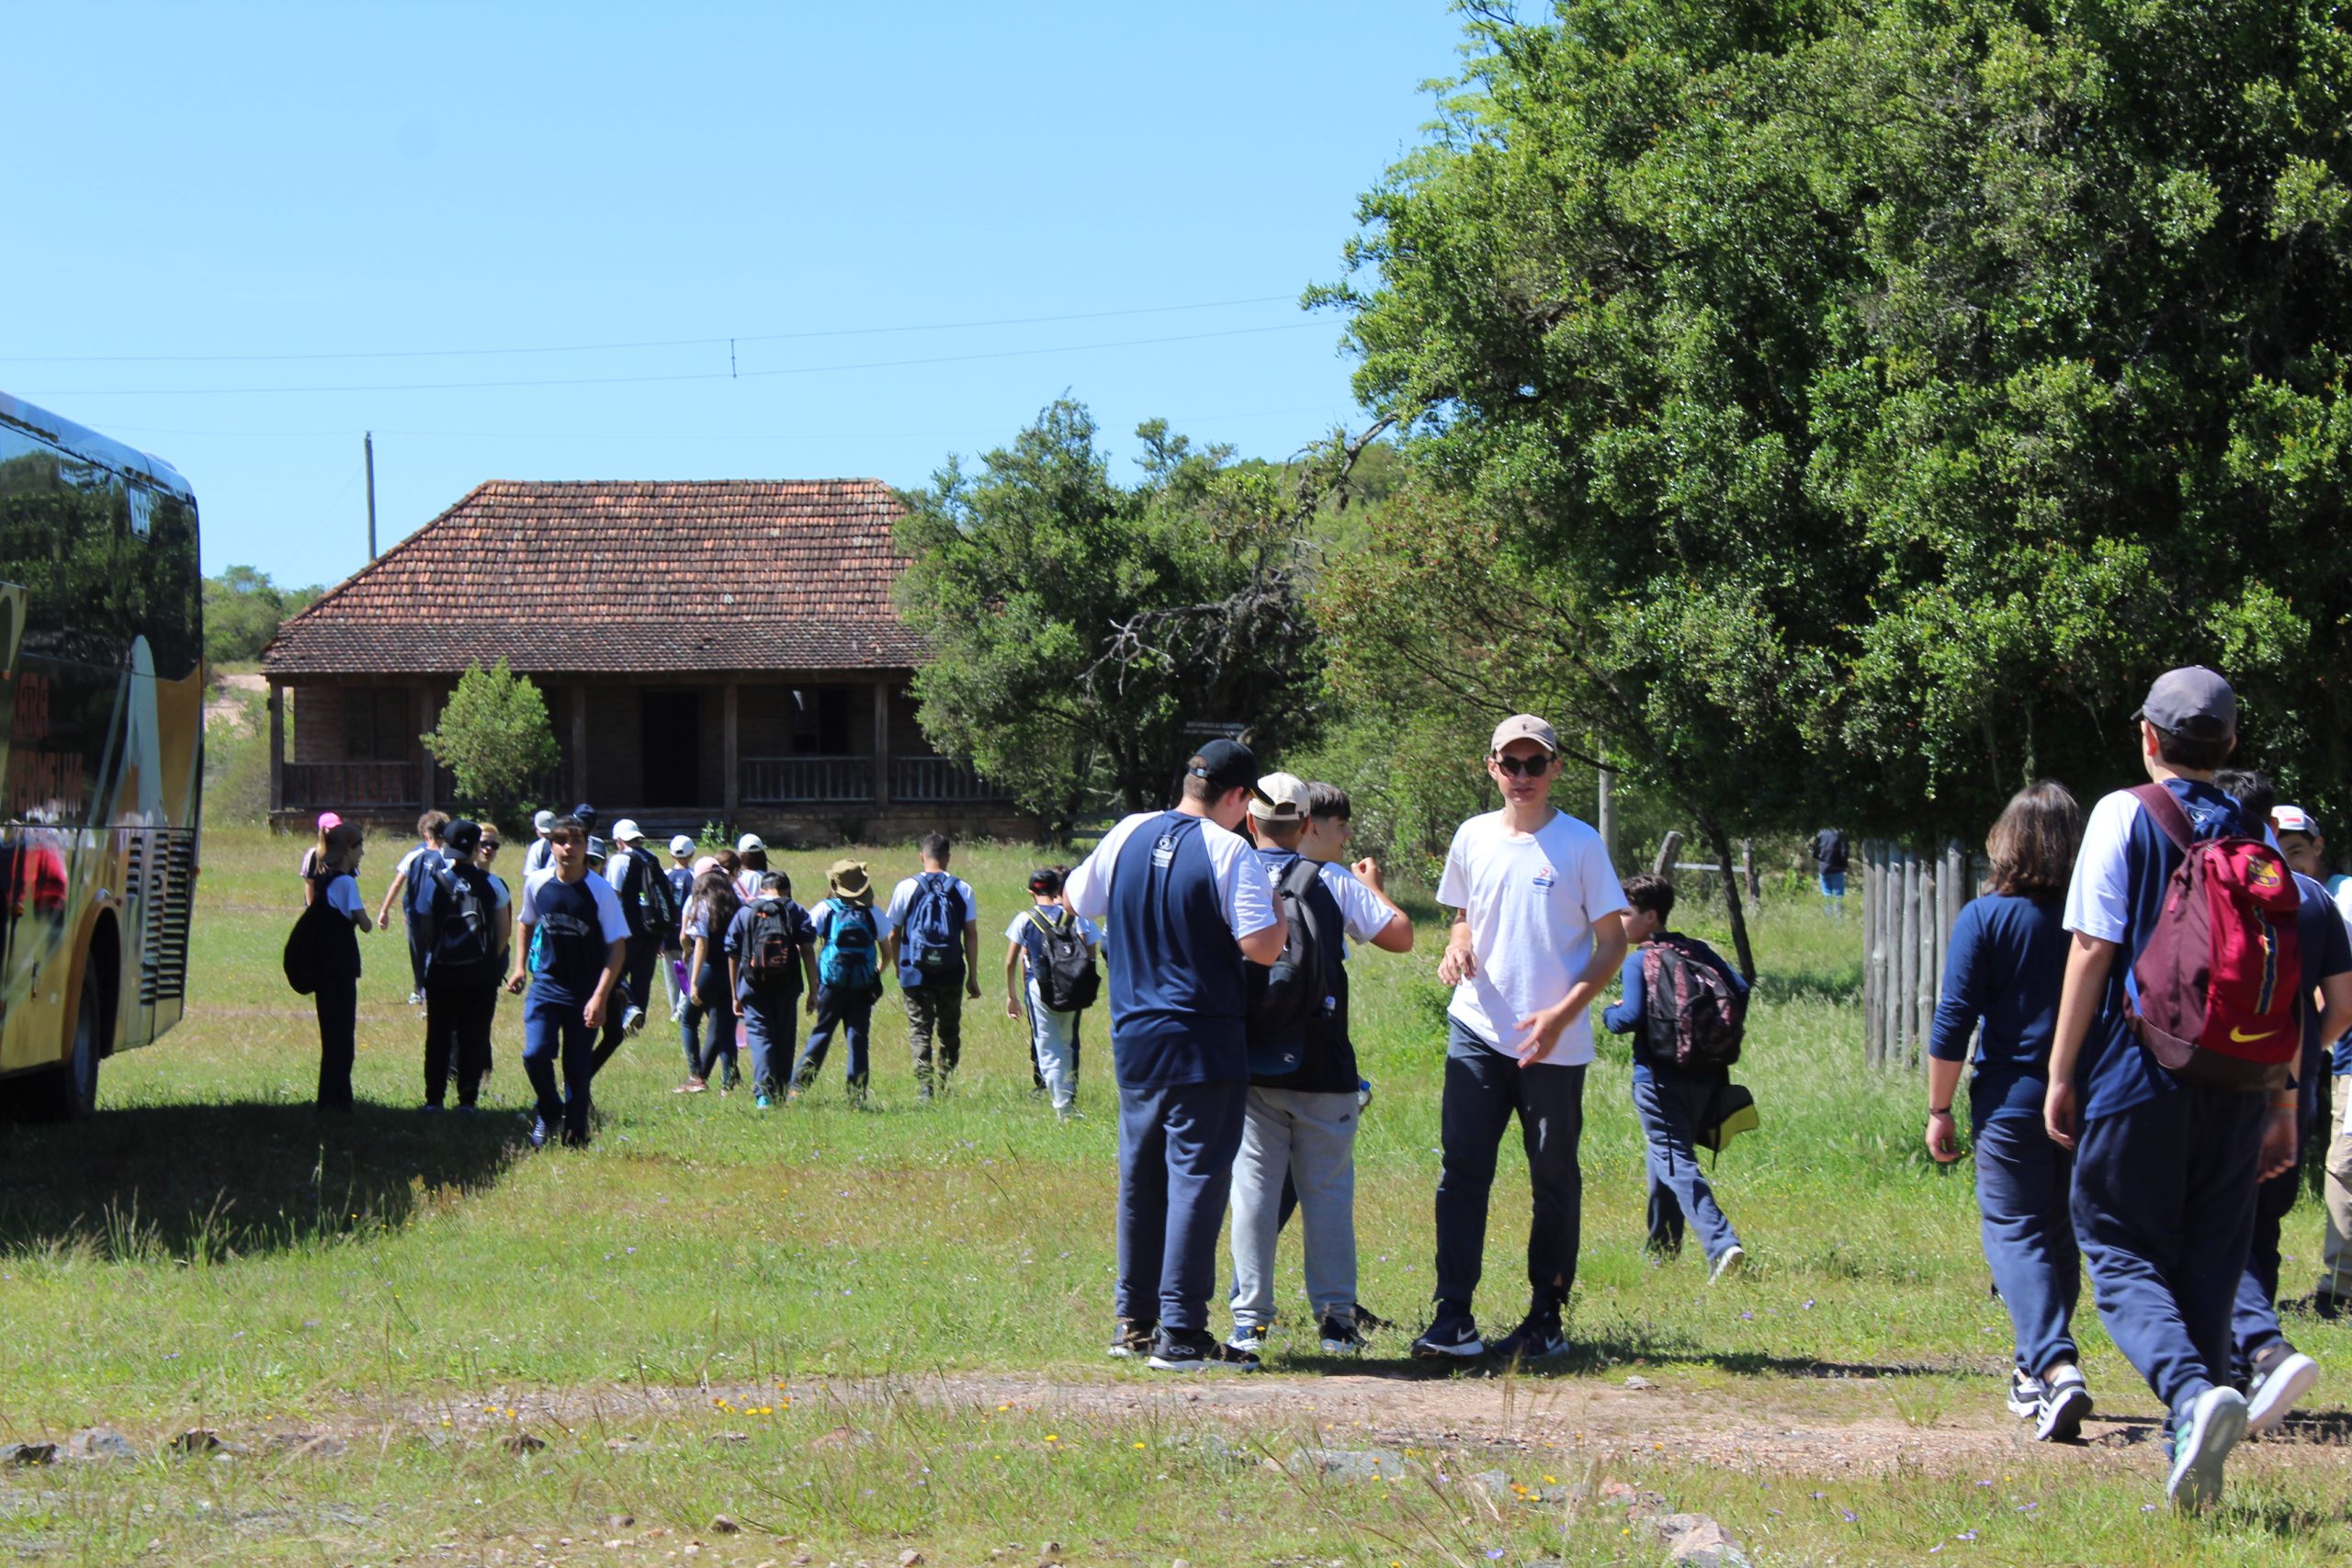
[0,293,1298,367]
[23,320,1327,399]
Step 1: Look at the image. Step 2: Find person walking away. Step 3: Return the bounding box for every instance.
[1227,774,1411,1358]
[1811,826,1849,914]
[418,818,506,1113]
[676,868,743,1092]
[1605,873,1750,1281]
[306,822,372,1110]
[2212,780,2350,1434]
[793,859,888,1105]
[377,811,450,1006]
[663,834,697,1023]
[2299,808,2352,1316]
[604,819,668,1041]
[520,809,557,883]
[885,833,981,1101]
[474,826,513,1091]
[1925,783,2091,1440]
[734,835,770,906]
[1065,738,1285,1371]
[1005,866,1101,1119]
[729,870,819,1108]
[2045,668,2352,1510]
[506,815,628,1147]
[299,812,343,904]
[1413,715,1628,1365]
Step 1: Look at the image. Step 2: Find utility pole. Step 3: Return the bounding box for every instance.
[1596,757,1617,865]
[364,432,379,561]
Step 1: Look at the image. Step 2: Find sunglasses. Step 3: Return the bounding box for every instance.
[1493,752,1555,778]
[481,842,502,853]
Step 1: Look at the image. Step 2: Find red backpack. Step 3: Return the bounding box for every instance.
[2127,783,2304,1089]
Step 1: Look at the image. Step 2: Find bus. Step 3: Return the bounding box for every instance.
[0,392,202,1117]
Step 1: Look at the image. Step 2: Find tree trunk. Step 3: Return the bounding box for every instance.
[1692,807,1756,982]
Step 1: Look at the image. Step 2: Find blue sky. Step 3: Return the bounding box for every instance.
[2,3,1463,588]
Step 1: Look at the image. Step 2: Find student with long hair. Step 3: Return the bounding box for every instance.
[676,867,742,1093]
[309,822,373,1110]
[1928,781,2090,1440]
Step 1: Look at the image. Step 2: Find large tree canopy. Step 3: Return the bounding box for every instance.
[893,400,1328,826]
[1322,0,2352,852]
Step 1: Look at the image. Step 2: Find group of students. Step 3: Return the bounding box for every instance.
[289,805,1115,1136]
[1925,665,2352,1510]
[1064,718,1746,1372]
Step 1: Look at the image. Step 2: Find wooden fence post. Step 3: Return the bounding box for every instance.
[1897,847,1919,1063]
[1861,841,1880,1065]
[1653,830,1684,878]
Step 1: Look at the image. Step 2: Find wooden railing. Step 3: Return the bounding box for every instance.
[281,761,419,810]
[890,755,1008,803]
[740,755,875,805]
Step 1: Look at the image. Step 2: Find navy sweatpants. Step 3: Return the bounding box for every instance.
[1973,1109,2080,1375]
[1115,1080,1247,1333]
[523,997,597,1145]
[2073,1089,2266,1430]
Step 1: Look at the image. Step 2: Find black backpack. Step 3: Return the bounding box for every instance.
[1637,933,1747,1069]
[743,897,803,992]
[1025,906,1100,1013]
[1245,856,1334,1079]
[426,863,496,975]
[283,878,336,996]
[403,847,445,917]
[622,846,677,940]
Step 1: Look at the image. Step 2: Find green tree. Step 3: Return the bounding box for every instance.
[894,400,1336,828]
[204,565,318,665]
[1321,0,2352,965]
[419,660,560,829]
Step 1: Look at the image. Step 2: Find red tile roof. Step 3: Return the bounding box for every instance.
[263,479,924,675]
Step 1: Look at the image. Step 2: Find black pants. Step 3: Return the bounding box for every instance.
[424,968,497,1106]
[403,910,433,995]
[591,936,660,1079]
[1433,1029,1588,1312]
[314,972,358,1111]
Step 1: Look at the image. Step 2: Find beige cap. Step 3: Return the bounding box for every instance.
[1490,714,1560,754]
[1248,772,1310,821]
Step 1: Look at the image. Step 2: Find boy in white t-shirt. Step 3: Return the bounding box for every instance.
[1412,715,1629,1365]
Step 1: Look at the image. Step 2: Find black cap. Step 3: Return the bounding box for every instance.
[1028,867,1063,895]
[444,818,481,857]
[2134,667,2237,740]
[1187,738,1270,800]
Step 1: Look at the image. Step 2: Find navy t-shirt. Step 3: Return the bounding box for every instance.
[1928,893,2068,1121]
[2291,871,2352,1119]
[522,872,630,1013]
[1071,810,1268,1090]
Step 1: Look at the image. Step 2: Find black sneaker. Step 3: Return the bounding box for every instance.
[1487,1303,1568,1363]
[1108,1317,1156,1359]
[1317,1314,1367,1355]
[1147,1326,1259,1371]
[1409,1303,1484,1359]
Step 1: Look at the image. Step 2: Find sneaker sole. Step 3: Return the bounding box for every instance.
[2035,1383,2093,1442]
[2166,1390,2247,1511]
[1145,1356,1211,1371]
[2246,1353,2320,1438]
[1410,1338,1486,1359]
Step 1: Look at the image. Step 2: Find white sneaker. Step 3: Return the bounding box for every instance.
[1227,1323,1270,1355]
[2165,1385,2247,1512]
[1709,1245,1747,1284]
[2005,1368,2043,1420]
[2034,1364,2093,1442]
[2245,1349,2320,1438]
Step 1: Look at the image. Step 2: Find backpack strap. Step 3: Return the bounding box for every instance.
[2129,781,2197,853]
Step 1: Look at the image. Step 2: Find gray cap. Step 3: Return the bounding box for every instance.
[1489,714,1560,755]
[2135,666,2236,740]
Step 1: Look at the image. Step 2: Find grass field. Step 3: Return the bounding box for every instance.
[6,824,2352,1564]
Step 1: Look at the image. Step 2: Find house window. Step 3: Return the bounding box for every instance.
[789,686,851,754]
[343,689,412,761]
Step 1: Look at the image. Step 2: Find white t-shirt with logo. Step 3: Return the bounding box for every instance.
[1434,808,1628,1066]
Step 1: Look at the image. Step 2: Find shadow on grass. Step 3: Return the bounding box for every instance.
[0,1100,523,1261]
[1275,1340,1982,1382]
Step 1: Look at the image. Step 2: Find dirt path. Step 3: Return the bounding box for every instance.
[232,1367,2255,1483]
[205,671,266,729]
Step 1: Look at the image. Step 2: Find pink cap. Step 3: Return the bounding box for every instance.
[316,811,344,831]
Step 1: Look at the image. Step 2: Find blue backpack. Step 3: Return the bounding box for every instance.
[897,871,966,988]
[404,847,445,917]
[817,898,880,991]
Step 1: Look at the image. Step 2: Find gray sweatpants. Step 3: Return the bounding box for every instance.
[1229,1085,1360,1327]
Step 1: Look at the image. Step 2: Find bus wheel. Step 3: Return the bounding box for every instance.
[22,984,102,1121]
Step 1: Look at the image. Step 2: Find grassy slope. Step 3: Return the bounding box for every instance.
[5,825,2352,1563]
